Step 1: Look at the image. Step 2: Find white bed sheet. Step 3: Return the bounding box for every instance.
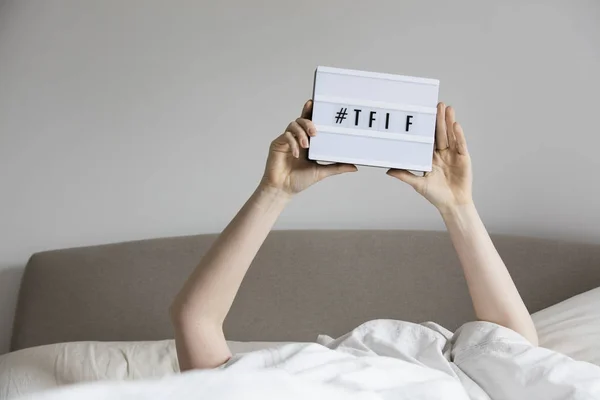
[12,319,600,400]
[2,286,599,399]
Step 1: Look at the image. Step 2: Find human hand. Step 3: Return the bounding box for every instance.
[387,103,473,213]
[260,100,357,196]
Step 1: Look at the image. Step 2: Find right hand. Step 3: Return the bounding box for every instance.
[387,103,473,213]
[260,100,357,195]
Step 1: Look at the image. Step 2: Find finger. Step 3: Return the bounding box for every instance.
[435,102,448,150]
[318,163,358,178]
[287,121,310,149]
[300,100,313,120]
[445,106,457,150]
[386,169,421,189]
[296,117,317,137]
[283,131,300,158]
[453,122,468,155]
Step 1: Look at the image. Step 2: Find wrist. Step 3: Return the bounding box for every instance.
[258,177,295,197]
[254,182,293,205]
[439,201,477,222]
[440,202,483,241]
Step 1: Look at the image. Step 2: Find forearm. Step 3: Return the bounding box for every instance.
[171,184,290,324]
[442,204,538,345]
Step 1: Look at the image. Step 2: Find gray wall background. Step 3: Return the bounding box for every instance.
[0,0,599,355]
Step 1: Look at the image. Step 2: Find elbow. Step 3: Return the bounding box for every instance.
[475,313,539,347]
[526,334,539,347]
[169,301,183,326]
[520,317,539,347]
[169,301,200,337]
[169,297,220,330]
[169,296,192,327]
[526,329,539,347]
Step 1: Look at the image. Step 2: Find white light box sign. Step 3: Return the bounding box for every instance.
[308,66,440,171]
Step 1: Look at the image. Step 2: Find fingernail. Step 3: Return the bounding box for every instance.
[302,139,308,148]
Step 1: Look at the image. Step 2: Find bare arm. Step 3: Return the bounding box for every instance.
[388,103,538,345]
[170,186,290,370]
[170,100,356,371]
[442,204,537,344]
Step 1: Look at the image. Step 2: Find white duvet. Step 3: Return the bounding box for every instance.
[14,319,600,400]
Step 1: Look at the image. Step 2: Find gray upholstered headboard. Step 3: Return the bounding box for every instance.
[11,230,600,351]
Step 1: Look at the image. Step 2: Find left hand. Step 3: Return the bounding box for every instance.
[261,100,357,195]
[387,103,473,213]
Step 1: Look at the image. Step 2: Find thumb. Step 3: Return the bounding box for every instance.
[386,169,421,188]
[318,163,358,178]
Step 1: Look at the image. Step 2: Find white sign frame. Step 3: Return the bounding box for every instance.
[308,66,440,172]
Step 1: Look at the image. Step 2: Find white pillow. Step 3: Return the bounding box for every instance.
[532,286,600,366]
[0,340,292,400]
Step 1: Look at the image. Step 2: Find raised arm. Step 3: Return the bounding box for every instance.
[170,100,357,371]
[388,103,538,345]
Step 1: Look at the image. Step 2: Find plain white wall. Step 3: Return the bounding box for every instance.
[0,0,599,355]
